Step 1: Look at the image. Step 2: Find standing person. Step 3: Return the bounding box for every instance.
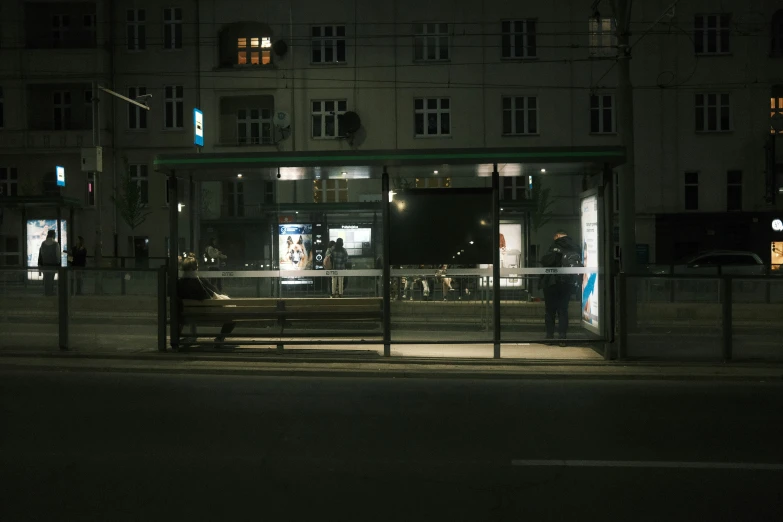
[178,254,235,348]
[329,238,349,298]
[539,229,581,344]
[323,240,336,295]
[38,230,61,296]
[205,237,227,291]
[69,236,88,295]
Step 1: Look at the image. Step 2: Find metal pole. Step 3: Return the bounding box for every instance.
[189,175,195,253]
[721,276,733,361]
[602,162,615,359]
[158,264,167,351]
[492,165,501,358]
[617,273,627,359]
[382,167,391,357]
[168,172,180,350]
[58,266,69,350]
[612,0,637,276]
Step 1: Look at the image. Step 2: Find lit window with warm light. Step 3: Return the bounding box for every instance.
[238,36,271,65]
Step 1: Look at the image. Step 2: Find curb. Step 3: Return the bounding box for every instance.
[1,358,781,383]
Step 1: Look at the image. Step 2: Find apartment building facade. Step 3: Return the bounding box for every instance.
[0,0,781,267]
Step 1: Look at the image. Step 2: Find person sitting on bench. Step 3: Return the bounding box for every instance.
[178,254,236,346]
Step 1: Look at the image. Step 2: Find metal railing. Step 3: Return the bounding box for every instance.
[617,274,783,361]
[0,267,167,353]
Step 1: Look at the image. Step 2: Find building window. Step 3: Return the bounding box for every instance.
[0,86,4,128]
[83,14,96,44]
[86,172,96,207]
[53,91,72,130]
[501,177,528,200]
[237,109,272,144]
[773,11,783,56]
[0,167,18,197]
[313,179,348,203]
[129,164,149,205]
[164,86,183,129]
[588,17,616,57]
[501,20,536,59]
[311,100,346,139]
[52,14,70,46]
[237,36,271,65]
[415,177,451,188]
[223,180,244,217]
[771,95,783,134]
[726,170,742,211]
[128,87,148,129]
[414,97,450,137]
[127,9,146,51]
[163,8,182,50]
[414,23,450,61]
[84,89,93,129]
[684,171,699,211]
[263,181,275,204]
[590,94,615,133]
[695,93,731,132]
[502,96,538,135]
[311,26,346,63]
[694,14,730,55]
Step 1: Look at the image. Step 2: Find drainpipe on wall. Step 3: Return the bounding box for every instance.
[289,5,296,152]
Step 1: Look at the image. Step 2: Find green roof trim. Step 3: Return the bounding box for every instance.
[154,149,623,166]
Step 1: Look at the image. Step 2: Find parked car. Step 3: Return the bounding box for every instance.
[651,250,766,276]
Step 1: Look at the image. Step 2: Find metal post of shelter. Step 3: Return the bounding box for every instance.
[602,162,615,359]
[382,167,391,357]
[168,172,179,350]
[492,165,501,358]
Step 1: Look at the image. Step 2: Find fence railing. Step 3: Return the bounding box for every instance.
[617,274,783,361]
[0,267,167,352]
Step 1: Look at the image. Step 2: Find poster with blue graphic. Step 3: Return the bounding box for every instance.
[26,219,68,280]
[580,195,599,334]
[278,224,313,270]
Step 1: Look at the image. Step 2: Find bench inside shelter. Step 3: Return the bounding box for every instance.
[179,297,383,347]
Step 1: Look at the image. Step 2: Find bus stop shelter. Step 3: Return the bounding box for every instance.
[154,146,625,358]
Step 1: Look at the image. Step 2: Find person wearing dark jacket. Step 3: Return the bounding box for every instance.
[539,229,581,342]
[69,236,88,295]
[38,230,61,296]
[177,255,235,347]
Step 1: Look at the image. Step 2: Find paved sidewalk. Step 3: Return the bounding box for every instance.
[1,352,781,382]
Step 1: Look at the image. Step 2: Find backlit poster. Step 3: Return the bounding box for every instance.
[580,195,599,333]
[480,223,523,287]
[26,219,68,280]
[278,224,313,270]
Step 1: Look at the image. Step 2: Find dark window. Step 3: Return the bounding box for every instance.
[414,23,449,61]
[163,8,182,49]
[311,25,347,63]
[590,94,614,133]
[127,9,146,50]
[129,164,149,205]
[772,11,783,56]
[502,96,538,135]
[164,85,183,129]
[128,87,148,129]
[501,20,536,59]
[694,14,730,54]
[684,171,699,210]
[695,93,731,132]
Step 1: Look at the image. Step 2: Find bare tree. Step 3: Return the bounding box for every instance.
[112,170,151,234]
[530,177,554,233]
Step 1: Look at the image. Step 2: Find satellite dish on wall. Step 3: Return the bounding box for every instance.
[273,40,288,57]
[340,111,362,135]
[274,111,291,130]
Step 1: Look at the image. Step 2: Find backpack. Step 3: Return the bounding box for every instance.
[559,249,582,287]
[560,250,582,268]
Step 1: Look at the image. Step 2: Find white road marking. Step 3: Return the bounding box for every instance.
[511,460,783,471]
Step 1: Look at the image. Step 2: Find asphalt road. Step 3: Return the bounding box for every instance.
[1,370,781,521]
